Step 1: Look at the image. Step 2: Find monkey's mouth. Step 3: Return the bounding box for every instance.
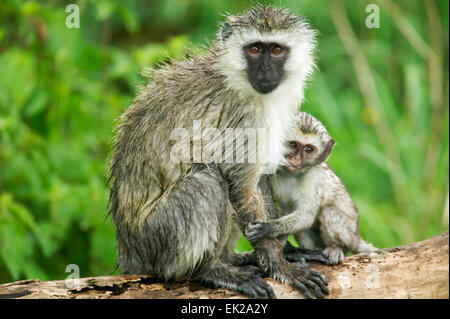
[284,163,299,173]
[255,81,278,94]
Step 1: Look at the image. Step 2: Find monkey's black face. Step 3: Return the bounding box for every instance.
[244,42,289,94]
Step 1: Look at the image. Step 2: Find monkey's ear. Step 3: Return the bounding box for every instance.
[329,138,336,148]
[220,22,232,42]
[323,139,336,160]
[314,139,336,165]
[317,138,335,164]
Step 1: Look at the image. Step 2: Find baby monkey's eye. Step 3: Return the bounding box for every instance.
[304,145,315,153]
[288,141,297,149]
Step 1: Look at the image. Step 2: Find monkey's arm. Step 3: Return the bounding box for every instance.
[257,177,331,265]
[245,207,318,243]
[258,175,280,219]
[220,164,268,229]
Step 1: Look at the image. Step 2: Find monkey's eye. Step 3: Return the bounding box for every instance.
[304,145,315,153]
[272,46,282,54]
[288,141,297,149]
[250,45,261,54]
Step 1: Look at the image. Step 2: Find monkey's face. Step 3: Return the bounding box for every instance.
[243,42,289,94]
[284,138,318,173]
[283,133,335,174]
[218,7,316,97]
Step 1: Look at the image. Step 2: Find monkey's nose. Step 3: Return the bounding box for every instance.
[256,71,271,81]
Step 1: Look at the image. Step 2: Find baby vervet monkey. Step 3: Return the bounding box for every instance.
[247,112,377,265]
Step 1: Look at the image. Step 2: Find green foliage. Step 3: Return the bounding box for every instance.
[0,0,448,283]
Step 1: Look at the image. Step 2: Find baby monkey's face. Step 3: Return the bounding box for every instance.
[282,130,335,174]
[284,138,319,173]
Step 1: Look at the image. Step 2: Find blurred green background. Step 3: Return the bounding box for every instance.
[0,0,448,283]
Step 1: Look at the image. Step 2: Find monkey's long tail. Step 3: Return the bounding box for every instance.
[355,239,378,253]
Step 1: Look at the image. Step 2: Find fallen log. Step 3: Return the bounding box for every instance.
[0,232,448,299]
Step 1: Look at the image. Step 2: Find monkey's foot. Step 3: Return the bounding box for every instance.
[270,261,329,299]
[230,251,259,267]
[245,221,276,242]
[322,247,344,265]
[283,242,329,265]
[201,264,276,299]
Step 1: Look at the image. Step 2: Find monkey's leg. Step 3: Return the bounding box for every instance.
[201,174,276,268]
[319,247,345,265]
[294,227,323,250]
[258,175,279,220]
[283,241,330,264]
[255,175,328,297]
[197,199,274,298]
[317,206,361,265]
[117,164,230,277]
[252,238,329,299]
[281,228,330,264]
[225,235,328,269]
[140,164,275,298]
[265,232,327,265]
[220,223,259,267]
[222,166,327,298]
[200,261,275,298]
[229,251,259,267]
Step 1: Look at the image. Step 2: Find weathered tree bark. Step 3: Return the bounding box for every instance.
[0,232,448,299]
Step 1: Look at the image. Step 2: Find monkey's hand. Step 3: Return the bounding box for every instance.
[245,221,277,242]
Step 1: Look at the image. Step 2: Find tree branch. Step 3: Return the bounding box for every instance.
[0,232,448,299]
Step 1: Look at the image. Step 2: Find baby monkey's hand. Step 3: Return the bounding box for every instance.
[245,220,276,243]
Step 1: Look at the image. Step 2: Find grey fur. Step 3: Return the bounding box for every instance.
[109,6,327,298]
[246,112,377,265]
[219,5,309,40]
